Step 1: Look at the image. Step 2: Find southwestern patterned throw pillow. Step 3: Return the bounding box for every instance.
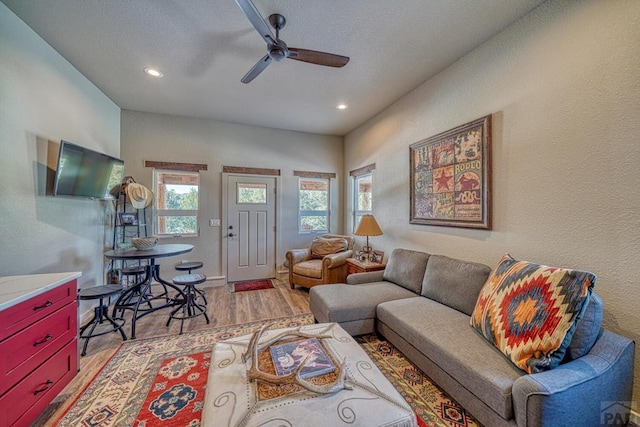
[470,254,596,374]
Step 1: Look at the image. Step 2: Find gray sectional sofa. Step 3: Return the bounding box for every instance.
[309,248,635,427]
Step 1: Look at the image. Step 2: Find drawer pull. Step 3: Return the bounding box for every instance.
[33,300,53,311]
[33,333,53,346]
[34,380,54,395]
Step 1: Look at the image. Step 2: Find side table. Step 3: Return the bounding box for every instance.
[346,258,386,275]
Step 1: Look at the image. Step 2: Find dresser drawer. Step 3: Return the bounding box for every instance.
[0,279,76,341]
[0,338,77,427]
[0,301,77,395]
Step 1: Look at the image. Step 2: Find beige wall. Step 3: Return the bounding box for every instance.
[120,110,344,280]
[0,4,120,291]
[346,0,640,400]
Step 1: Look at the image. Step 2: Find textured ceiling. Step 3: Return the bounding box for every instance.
[2,0,546,136]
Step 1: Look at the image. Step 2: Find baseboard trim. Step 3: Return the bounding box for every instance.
[200,276,226,288]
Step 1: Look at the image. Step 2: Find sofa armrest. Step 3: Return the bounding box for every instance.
[286,248,312,266]
[322,250,353,269]
[319,250,354,284]
[512,329,635,427]
[346,270,385,285]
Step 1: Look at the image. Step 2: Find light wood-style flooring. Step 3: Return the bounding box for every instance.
[35,278,310,426]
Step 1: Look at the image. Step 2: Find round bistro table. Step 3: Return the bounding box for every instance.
[104,244,194,338]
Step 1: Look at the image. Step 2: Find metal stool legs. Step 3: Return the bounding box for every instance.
[166,274,209,334]
[78,286,127,356]
[175,261,207,304]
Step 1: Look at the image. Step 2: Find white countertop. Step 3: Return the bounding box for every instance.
[0,272,82,310]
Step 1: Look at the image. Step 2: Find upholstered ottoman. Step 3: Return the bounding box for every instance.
[203,322,416,427]
[309,282,416,336]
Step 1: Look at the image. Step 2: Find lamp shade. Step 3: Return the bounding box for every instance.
[354,215,383,236]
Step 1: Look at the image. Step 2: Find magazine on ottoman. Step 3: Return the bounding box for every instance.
[270,337,335,378]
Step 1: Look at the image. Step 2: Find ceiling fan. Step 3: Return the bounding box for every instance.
[234,0,350,84]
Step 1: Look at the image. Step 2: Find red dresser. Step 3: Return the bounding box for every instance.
[0,272,80,427]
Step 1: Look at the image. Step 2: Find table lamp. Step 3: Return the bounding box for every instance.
[354,214,383,263]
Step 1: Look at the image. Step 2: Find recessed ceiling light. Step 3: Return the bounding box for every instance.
[144,67,163,78]
[336,104,348,110]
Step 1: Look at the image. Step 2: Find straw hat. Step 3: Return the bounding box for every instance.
[126,183,153,209]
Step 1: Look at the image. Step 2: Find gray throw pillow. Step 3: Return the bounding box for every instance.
[421,254,491,316]
[564,293,603,361]
[382,248,430,294]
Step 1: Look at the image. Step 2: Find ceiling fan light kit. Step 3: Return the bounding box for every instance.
[234,0,349,84]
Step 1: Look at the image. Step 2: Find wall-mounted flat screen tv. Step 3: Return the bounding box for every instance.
[53,140,124,200]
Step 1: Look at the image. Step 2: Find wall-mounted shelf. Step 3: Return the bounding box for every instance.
[108,187,150,284]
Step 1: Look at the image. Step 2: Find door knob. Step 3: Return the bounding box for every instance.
[228,232,235,237]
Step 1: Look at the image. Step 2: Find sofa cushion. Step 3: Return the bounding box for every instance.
[293,260,323,279]
[310,236,348,259]
[310,282,417,325]
[421,255,492,316]
[382,248,430,294]
[377,297,522,419]
[564,293,603,361]
[470,254,596,374]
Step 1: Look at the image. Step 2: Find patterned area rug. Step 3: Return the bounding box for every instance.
[54,315,313,427]
[230,279,275,292]
[54,315,481,427]
[358,335,481,427]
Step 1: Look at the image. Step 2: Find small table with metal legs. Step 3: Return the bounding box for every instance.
[104,244,194,339]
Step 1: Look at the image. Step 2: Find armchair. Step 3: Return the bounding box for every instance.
[286,234,354,289]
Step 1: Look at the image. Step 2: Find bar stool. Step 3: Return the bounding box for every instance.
[120,264,147,288]
[175,261,204,274]
[175,261,207,303]
[78,285,127,356]
[167,273,210,334]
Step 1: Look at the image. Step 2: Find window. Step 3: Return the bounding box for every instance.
[237,182,267,204]
[354,172,373,230]
[153,170,199,236]
[298,177,329,233]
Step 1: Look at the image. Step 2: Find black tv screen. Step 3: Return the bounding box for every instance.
[53,140,124,200]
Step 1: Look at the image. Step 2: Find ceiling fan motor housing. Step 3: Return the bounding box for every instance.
[269,43,288,62]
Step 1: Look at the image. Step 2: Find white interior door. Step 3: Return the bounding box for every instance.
[226,175,276,282]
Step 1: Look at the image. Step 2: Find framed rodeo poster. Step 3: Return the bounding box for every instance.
[410,115,492,229]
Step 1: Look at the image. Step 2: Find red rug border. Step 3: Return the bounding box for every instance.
[231,278,275,292]
[53,338,125,425]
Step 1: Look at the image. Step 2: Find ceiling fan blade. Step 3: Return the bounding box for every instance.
[288,48,350,68]
[241,54,272,84]
[234,0,277,45]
